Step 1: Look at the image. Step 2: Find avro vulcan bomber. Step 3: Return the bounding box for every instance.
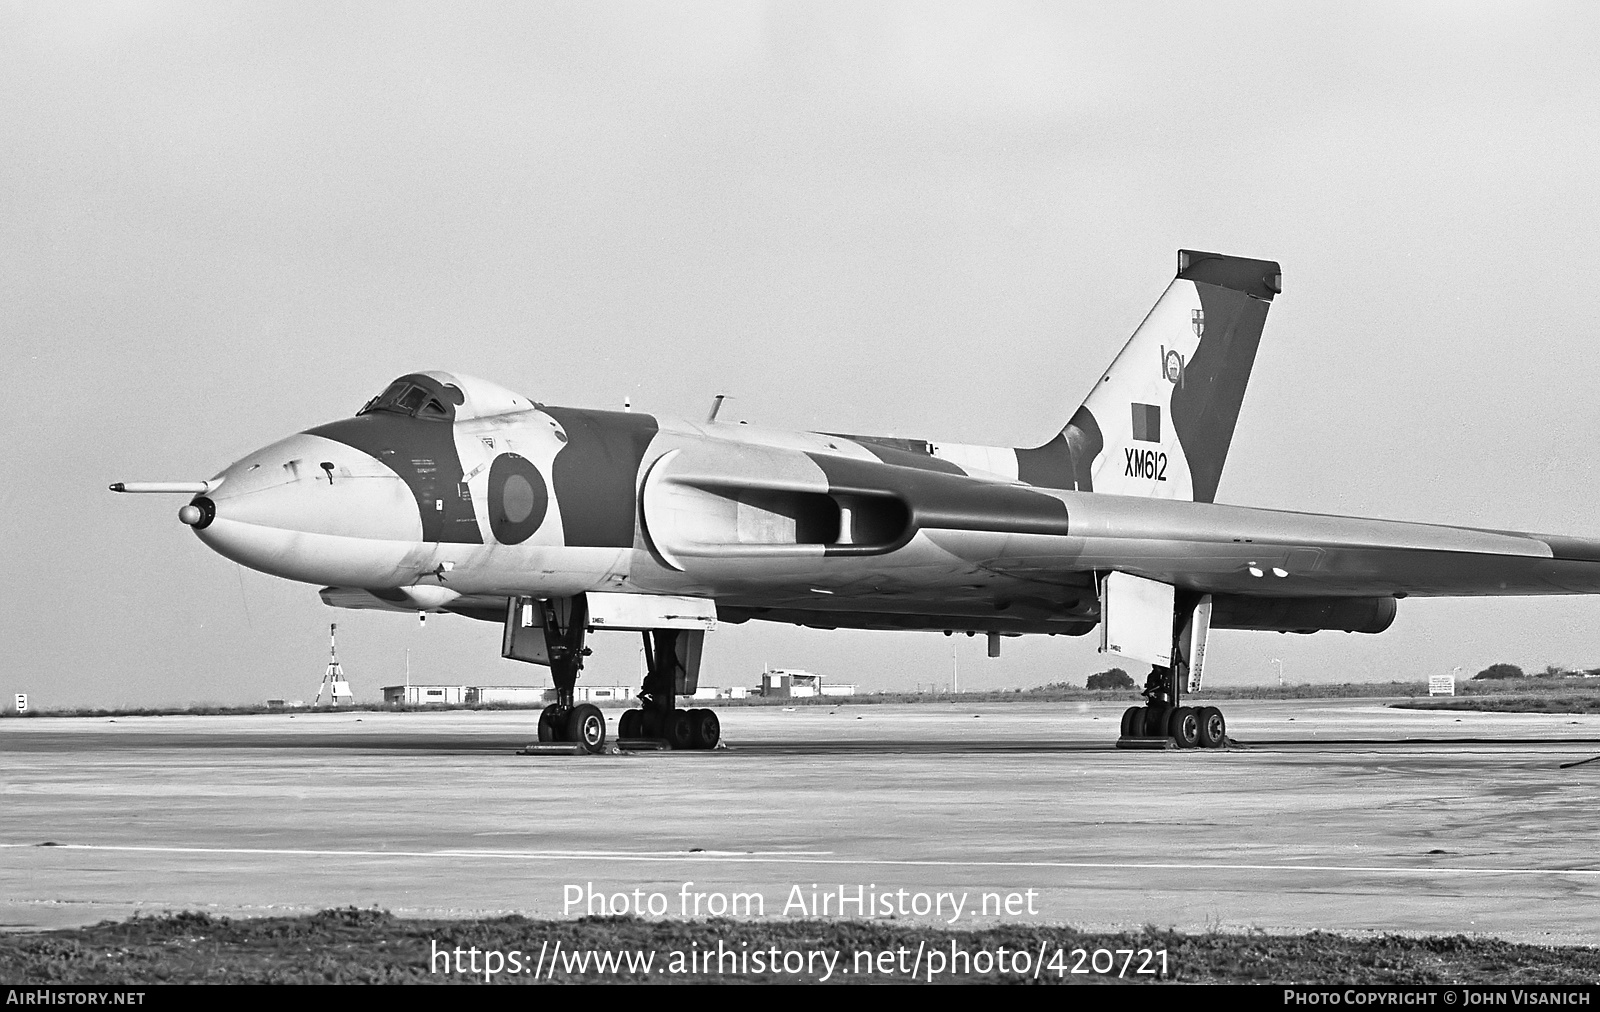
[114,251,1600,751]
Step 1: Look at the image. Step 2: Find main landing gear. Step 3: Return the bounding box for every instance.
[616,704,720,750]
[1115,589,1229,750]
[1118,664,1227,749]
[504,595,720,754]
[622,628,721,751]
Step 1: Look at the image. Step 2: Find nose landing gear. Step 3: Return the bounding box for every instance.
[523,596,610,753]
[538,702,607,750]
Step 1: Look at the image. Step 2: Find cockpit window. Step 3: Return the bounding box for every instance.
[356,375,459,421]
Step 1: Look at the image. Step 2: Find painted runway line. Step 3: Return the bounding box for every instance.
[6,843,1599,878]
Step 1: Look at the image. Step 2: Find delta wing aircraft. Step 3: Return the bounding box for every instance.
[114,251,1600,752]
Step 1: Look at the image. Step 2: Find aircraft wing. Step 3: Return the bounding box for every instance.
[627,437,1600,640]
[641,436,1600,598]
[965,490,1600,599]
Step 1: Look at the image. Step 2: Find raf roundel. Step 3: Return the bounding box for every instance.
[487,453,549,545]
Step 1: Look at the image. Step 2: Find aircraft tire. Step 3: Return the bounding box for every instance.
[664,708,695,750]
[566,703,607,753]
[1197,706,1227,749]
[1143,703,1172,738]
[637,708,661,739]
[689,708,721,750]
[618,709,642,739]
[537,704,564,743]
[1120,706,1142,737]
[1168,706,1200,748]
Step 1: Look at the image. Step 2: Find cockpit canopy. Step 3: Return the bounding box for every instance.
[359,374,461,420]
[357,371,536,423]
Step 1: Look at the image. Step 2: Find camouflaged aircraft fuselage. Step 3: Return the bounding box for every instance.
[120,251,1600,651]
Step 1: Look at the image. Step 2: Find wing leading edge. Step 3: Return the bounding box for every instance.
[984,489,1600,599]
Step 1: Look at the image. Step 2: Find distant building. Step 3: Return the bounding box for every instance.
[380,684,643,706]
[759,669,856,698]
[379,684,753,706]
[381,684,468,705]
[467,686,547,706]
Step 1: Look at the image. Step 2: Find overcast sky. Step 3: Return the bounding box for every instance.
[5,2,1600,707]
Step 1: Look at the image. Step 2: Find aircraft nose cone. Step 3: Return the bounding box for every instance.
[192,433,426,585]
[178,501,211,527]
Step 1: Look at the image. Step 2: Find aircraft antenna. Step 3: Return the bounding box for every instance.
[316,622,354,707]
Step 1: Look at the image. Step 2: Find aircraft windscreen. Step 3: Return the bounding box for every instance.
[356,377,457,421]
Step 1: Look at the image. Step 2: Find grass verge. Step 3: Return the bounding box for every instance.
[1391,696,1600,715]
[2,909,1597,984]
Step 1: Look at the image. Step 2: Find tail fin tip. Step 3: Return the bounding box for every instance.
[1177,249,1282,302]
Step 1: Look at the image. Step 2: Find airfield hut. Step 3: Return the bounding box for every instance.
[541,685,634,704]
[381,684,468,706]
[467,686,546,706]
[472,684,745,704]
[759,669,856,698]
[381,684,643,706]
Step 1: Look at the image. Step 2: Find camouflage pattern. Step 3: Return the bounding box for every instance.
[116,252,1600,650]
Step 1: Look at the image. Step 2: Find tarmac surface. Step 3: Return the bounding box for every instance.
[3,699,1600,943]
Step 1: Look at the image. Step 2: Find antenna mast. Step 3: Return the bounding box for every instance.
[316,622,354,706]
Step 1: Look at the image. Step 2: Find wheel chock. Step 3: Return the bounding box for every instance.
[1116,736,1177,750]
[517,743,590,756]
[617,737,672,751]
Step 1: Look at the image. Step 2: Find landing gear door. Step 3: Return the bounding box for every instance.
[674,630,704,696]
[1099,572,1175,667]
[586,592,717,632]
[1183,594,1213,693]
[501,596,551,666]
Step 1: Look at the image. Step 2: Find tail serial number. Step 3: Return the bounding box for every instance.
[1124,448,1167,481]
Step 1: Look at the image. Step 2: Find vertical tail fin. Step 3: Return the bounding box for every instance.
[1016,250,1280,503]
